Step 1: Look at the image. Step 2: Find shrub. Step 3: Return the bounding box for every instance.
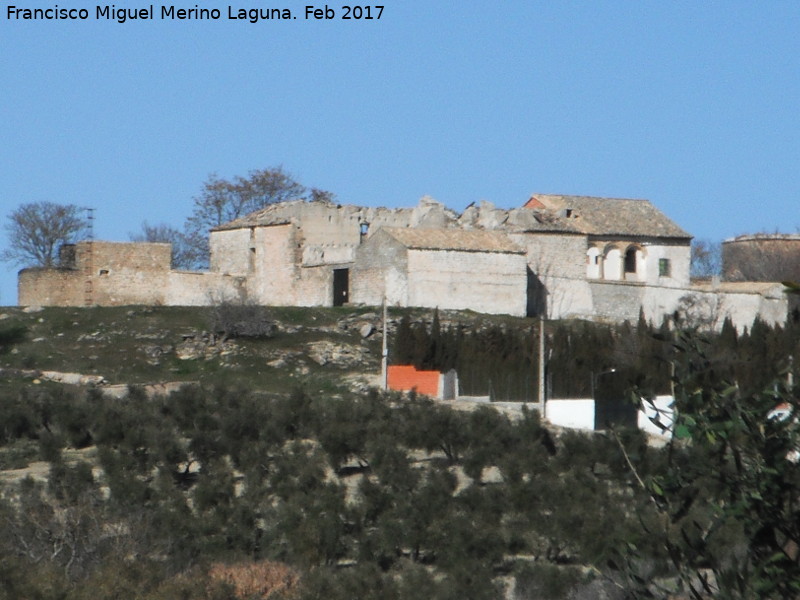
[209,301,276,340]
[514,562,585,600]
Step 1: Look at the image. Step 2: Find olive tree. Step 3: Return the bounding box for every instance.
[620,330,800,599]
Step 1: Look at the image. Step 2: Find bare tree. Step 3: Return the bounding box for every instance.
[183,167,308,268]
[129,221,194,270]
[525,242,574,319]
[690,239,722,280]
[308,187,337,203]
[1,202,89,268]
[674,291,725,331]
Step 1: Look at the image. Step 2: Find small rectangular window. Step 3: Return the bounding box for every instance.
[658,258,671,277]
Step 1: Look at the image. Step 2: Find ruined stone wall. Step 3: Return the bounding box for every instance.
[87,241,171,274]
[295,203,424,268]
[406,249,526,316]
[18,268,85,306]
[88,242,171,305]
[19,241,172,307]
[210,228,252,274]
[166,272,247,305]
[250,224,300,305]
[351,232,409,306]
[293,265,336,307]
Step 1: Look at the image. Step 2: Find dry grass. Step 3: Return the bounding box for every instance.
[208,560,300,599]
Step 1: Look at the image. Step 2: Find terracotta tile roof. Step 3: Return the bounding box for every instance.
[526,194,691,239]
[213,194,691,241]
[379,227,524,254]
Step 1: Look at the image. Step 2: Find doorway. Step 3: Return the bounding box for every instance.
[333,268,349,307]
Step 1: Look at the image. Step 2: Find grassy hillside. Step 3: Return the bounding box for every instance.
[0,304,539,396]
[1,305,798,599]
[0,305,380,393]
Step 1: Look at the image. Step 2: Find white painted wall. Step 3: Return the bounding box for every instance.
[545,399,596,430]
[638,395,674,438]
[586,246,602,279]
[604,248,623,280]
[641,243,691,288]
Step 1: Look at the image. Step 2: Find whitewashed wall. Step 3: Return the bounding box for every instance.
[545,399,596,430]
[638,395,675,438]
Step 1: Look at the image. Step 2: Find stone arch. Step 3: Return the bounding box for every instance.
[603,244,623,280]
[586,245,603,279]
[623,244,647,281]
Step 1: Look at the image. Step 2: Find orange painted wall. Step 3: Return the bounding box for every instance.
[387,365,440,397]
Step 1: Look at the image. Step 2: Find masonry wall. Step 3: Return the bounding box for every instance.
[18,241,173,307]
[294,265,338,306]
[584,280,791,331]
[351,232,410,307]
[722,236,800,282]
[18,268,85,306]
[652,284,791,332]
[166,272,248,305]
[510,232,586,280]
[210,228,252,274]
[640,242,691,287]
[88,242,171,305]
[239,201,424,270]
[588,280,647,322]
[406,249,527,316]
[249,224,300,305]
[541,276,595,319]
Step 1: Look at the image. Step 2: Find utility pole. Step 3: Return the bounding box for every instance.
[381,296,388,390]
[538,317,546,417]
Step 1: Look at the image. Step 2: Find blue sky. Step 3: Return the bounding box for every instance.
[2,1,800,304]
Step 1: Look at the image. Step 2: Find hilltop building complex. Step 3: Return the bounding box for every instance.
[18,195,797,330]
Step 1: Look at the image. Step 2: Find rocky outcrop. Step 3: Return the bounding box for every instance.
[306,340,371,368]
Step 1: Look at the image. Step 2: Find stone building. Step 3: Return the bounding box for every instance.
[351,227,527,316]
[18,241,245,307]
[17,194,796,331]
[722,234,800,283]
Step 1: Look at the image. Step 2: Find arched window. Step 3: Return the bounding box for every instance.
[624,247,637,274]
